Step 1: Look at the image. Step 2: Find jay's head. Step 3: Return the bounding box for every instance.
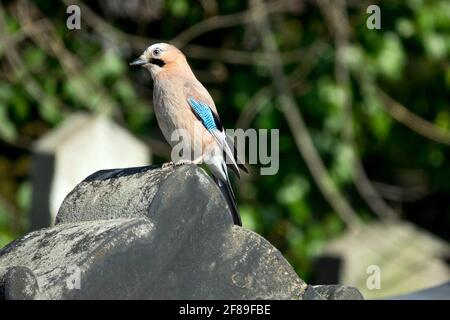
[130,43,186,78]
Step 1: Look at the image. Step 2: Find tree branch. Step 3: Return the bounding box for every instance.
[316,0,399,221]
[378,88,450,145]
[250,0,361,229]
[171,1,288,47]
[62,0,308,66]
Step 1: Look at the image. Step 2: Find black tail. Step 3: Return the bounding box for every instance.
[215,177,242,226]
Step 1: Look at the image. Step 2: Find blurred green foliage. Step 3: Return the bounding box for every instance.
[0,0,449,281]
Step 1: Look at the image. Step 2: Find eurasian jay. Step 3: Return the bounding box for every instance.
[130,43,247,226]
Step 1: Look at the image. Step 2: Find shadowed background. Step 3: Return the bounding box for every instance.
[0,0,449,298]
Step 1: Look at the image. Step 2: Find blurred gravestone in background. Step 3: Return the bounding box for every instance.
[30,113,150,230]
[315,223,450,299]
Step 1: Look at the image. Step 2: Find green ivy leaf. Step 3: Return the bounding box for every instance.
[0,104,17,142]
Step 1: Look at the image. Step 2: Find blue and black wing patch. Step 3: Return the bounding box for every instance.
[187,97,247,177]
[188,98,223,132]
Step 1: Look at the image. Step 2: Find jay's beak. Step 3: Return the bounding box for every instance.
[130,56,148,66]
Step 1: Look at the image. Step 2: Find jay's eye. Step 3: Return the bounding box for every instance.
[153,48,161,56]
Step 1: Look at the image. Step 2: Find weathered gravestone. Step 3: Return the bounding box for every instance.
[315,222,450,299]
[0,165,363,300]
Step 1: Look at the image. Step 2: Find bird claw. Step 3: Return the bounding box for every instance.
[174,160,193,166]
[161,161,175,169]
[161,160,193,169]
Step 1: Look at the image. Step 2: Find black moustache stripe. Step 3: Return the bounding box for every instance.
[150,58,165,67]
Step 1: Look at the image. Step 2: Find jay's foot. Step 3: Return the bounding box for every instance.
[161,160,193,169]
[174,160,193,166]
[161,161,175,169]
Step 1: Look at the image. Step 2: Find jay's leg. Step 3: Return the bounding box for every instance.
[192,155,204,164]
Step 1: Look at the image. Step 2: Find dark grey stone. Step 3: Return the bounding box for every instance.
[0,266,39,300]
[55,164,172,224]
[311,285,364,300]
[0,165,314,299]
[302,286,326,300]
